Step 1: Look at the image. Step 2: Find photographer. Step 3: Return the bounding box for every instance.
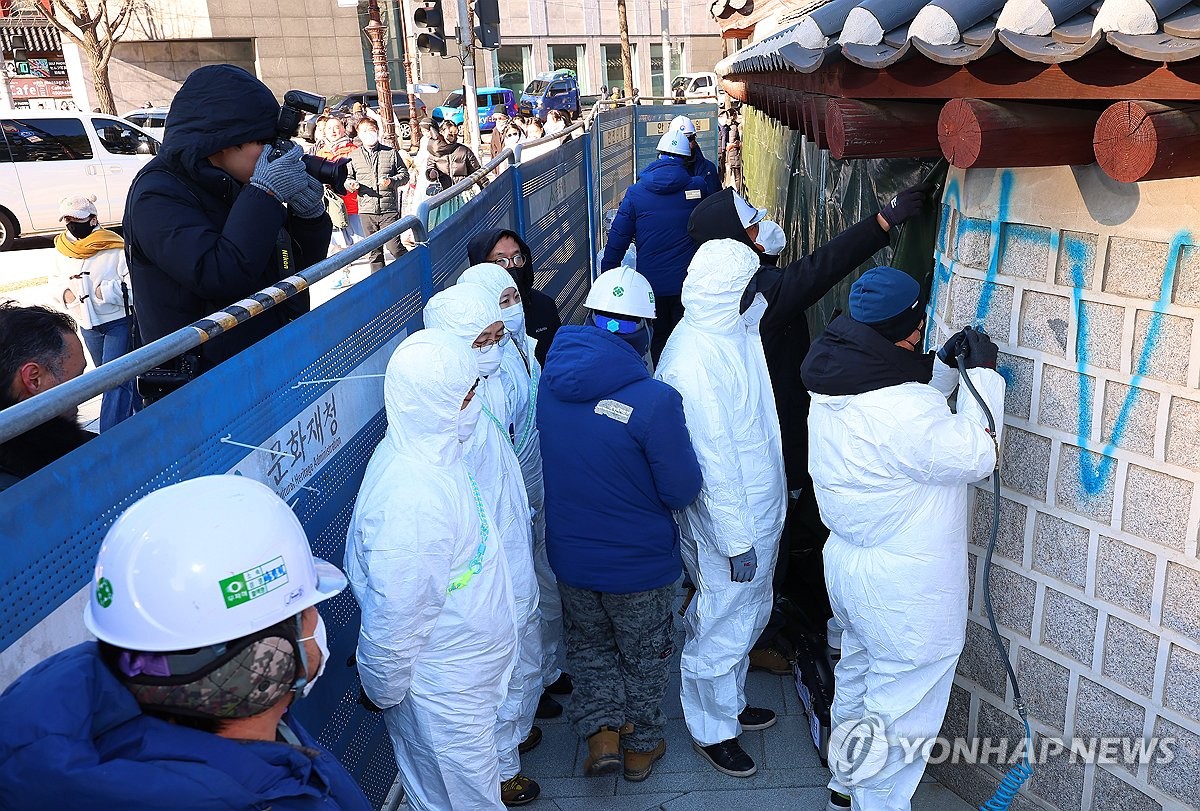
[123,65,332,382]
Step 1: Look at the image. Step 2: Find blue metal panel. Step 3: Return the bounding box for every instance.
[426,169,519,292]
[593,107,635,253]
[633,103,720,176]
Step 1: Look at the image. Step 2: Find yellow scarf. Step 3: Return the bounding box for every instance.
[54,228,125,260]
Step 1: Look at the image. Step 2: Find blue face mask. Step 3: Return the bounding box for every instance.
[593,314,651,357]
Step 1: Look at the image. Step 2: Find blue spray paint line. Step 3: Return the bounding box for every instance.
[974,170,1015,324]
[1067,234,1108,494]
[926,178,962,349]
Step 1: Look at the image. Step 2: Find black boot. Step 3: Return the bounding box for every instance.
[692,738,756,777]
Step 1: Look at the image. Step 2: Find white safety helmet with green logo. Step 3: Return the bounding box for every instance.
[84,475,347,652]
[585,265,656,319]
[656,115,697,157]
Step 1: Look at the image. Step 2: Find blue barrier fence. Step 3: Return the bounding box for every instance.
[0,101,714,806]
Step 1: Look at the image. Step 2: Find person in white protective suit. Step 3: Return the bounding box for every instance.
[345,329,517,811]
[800,266,1006,811]
[654,238,788,778]
[458,262,573,717]
[423,285,544,806]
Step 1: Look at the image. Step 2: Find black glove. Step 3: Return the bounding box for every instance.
[937,330,968,367]
[878,183,933,228]
[963,327,998,370]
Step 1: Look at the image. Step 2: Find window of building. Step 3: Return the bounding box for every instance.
[548,44,585,86]
[2,117,92,161]
[602,43,637,97]
[494,45,532,93]
[650,43,664,97]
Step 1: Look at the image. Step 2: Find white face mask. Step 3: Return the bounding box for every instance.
[360,131,379,147]
[296,612,329,698]
[458,395,482,443]
[500,303,526,340]
[742,292,769,334]
[475,343,502,377]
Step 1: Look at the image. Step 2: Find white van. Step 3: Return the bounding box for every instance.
[670,72,725,106]
[0,111,160,250]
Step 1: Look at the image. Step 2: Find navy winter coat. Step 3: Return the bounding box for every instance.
[0,644,374,811]
[538,326,702,593]
[124,64,332,373]
[600,154,708,296]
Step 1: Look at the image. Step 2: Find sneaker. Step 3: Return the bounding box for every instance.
[749,647,793,675]
[738,706,777,731]
[692,738,757,777]
[500,774,540,806]
[623,738,666,782]
[827,790,852,810]
[518,725,542,754]
[546,673,574,695]
[535,692,563,719]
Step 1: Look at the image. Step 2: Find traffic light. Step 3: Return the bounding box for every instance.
[10,35,28,64]
[474,0,501,49]
[414,0,448,57]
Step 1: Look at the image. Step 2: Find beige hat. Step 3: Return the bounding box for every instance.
[59,194,98,222]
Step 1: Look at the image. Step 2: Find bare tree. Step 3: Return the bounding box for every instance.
[38,0,138,115]
[616,0,632,100]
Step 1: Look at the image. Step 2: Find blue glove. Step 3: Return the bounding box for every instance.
[250,143,325,219]
[729,548,757,583]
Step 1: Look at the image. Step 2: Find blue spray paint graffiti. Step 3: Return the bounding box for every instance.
[975,171,1015,324]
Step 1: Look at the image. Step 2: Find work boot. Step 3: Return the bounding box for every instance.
[546,672,574,695]
[500,774,540,806]
[518,725,543,754]
[623,739,666,782]
[738,706,777,731]
[749,647,792,675]
[827,790,852,810]
[584,724,629,776]
[693,738,757,777]
[535,692,563,719]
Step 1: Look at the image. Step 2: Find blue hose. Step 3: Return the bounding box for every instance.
[956,342,1035,810]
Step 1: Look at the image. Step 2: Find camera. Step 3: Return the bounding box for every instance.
[274,89,350,194]
[137,351,201,405]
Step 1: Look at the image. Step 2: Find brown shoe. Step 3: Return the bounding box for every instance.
[623,738,666,782]
[749,647,793,676]
[584,724,629,776]
[500,773,540,806]
[518,725,543,754]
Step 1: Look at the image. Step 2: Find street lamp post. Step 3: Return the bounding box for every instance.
[364,0,398,147]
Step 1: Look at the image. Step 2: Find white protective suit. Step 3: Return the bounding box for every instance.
[424,285,543,781]
[345,329,517,811]
[655,238,788,747]
[809,353,1005,810]
[458,263,564,685]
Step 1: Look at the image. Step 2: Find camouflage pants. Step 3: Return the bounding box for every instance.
[559,582,676,753]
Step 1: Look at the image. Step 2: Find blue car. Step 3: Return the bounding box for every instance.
[432,87,517,132]
[519,70,581,122]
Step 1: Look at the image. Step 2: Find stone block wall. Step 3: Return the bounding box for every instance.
[927,166,1200,811]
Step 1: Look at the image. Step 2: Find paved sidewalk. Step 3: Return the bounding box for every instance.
[522,599,976,811]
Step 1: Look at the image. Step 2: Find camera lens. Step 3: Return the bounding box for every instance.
[301,154,350,195]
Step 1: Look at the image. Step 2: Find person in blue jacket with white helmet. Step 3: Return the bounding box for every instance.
[600,117,714,363]
[0,475,370,811]
[538,266,703,785]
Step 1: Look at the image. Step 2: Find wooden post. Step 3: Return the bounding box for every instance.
[365,0,397,148]
[938,97,1100,168]
[1094,100,1200,182]
[825,98,944,159]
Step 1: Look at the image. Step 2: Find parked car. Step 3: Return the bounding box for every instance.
[670,72,725,105]
[123,106,168,139]
[519,70,581,122]
[327,91,428,143]
[0,112,159,250]
[432,87,517,132]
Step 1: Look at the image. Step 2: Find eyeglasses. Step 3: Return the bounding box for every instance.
[490,253,526,270]
[473,328,507,350]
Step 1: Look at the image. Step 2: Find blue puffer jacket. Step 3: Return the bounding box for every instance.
[0,644,374,811]
[600,155,708,296]
[538,326,703,593]
[123,64,332,373]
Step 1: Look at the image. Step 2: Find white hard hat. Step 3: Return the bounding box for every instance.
[756,219,787,256]
[586,266,656,319]
[656,115,698,157]
[84,475,347,652]
[732,190,768,228]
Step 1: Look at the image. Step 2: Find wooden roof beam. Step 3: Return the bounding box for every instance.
[938,98,1101,167]
[1094,100,1200,181]
[825,98,944,159]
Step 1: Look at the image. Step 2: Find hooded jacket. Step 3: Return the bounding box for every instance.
[538,325,702,593]
[600,154,709,297]
[427,137,483,187]
[123,64,332,373]
[466,228,561,365]
[0,643,373,811]
[687,187,890,488]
